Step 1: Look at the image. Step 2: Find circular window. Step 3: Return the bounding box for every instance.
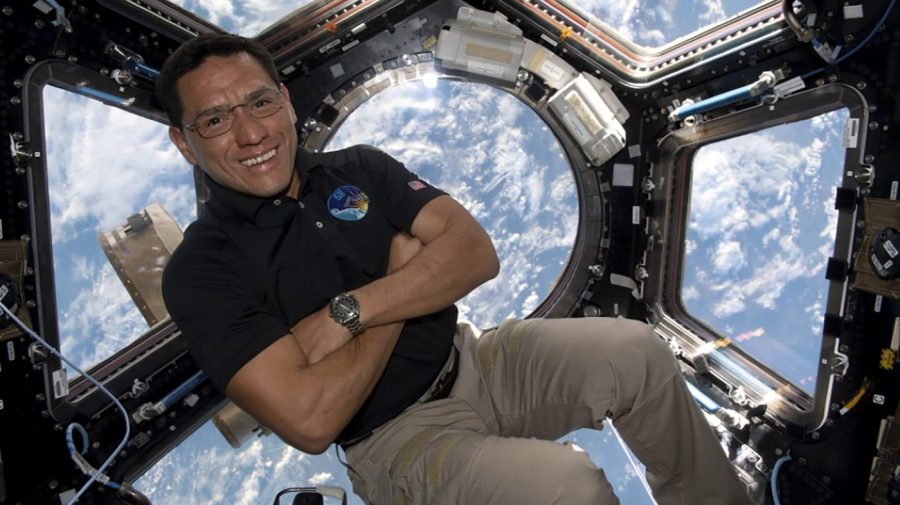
[327,79,578,329]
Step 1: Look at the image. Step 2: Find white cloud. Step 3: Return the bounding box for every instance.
[308,472,333,486]
[698,0,727,24]
[682,285,699,302]
[712,240,745,274]
[59,261,148,371]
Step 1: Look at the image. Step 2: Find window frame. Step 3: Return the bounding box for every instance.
[643,82,870,432]
[22,61,196,419]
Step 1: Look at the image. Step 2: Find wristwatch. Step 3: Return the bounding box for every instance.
[329,292,364,337]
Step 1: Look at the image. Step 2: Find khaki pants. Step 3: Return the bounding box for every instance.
[344,318,750,505]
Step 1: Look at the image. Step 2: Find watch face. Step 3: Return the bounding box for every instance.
[331,294,359,322]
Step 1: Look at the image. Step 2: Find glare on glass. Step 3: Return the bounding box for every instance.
[185,88,284,138]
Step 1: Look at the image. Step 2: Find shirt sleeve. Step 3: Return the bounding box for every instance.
[162,225,289,392]
[354,145,447,233]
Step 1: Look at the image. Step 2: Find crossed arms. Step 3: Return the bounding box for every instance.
[224,195,499,453]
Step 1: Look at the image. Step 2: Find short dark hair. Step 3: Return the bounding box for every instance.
[156,34,280,127]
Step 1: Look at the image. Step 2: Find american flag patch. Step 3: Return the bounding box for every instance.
[408,180,426,191]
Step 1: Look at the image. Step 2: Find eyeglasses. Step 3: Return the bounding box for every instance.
[183,89,285,139]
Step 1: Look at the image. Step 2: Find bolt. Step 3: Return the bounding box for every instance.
[830,403,839,411]
[869,121,879,130]
[856,220,866,229]
[864,154,875,163]
[845,34,855,43]
[825,419,834,427]
[48,481,58,490]
[13,79,22,88]
[14,166,26,175]
[812,431,821,440]
[34,19,45,29]
[17,201,28,209]
[35,393,45,401]
[2,6,12,16]
[868,105,877,112]
[844,313,854,322]
[839,344,849,353]
[828,74,838,83]
[775,448,783,456]
[92,441,101,449]
[857,81,867,90]
[25,55,35,64]
[41,409,50,418]
[68,55,78,64]
[822,475,832,485]
[26,300,36,308]
[10,96,21,105]
[54,49,66,58]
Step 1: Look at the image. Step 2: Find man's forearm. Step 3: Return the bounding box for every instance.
[354,197,500,328]
[292,322,402,446]
[226,321,402,454]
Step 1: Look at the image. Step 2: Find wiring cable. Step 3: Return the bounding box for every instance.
[839,378,872,415]
[771,453,792,505]
[801,0,897,80]
[0,300,131,504]
[66,423,121,490]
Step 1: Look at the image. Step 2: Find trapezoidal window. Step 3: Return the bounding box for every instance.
[42,85,195,377]
[682,108,850,395]
[559,0,767,47]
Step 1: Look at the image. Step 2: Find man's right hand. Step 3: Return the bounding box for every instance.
[388,232,424,274]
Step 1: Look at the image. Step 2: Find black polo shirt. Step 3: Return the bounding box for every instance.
[162,145,458,444]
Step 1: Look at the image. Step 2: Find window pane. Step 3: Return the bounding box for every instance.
[43,86,195,376]
[562,0,765,47]
[683,109,850,394]
[168,0,316,36]
[328,80,578,330]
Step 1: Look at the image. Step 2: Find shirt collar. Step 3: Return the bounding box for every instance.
[204,149,318,222]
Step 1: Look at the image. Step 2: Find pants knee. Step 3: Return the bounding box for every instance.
[605,319,678,414]
[624,320,676,371]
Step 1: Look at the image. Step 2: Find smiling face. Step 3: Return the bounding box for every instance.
[169,52,300,198]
